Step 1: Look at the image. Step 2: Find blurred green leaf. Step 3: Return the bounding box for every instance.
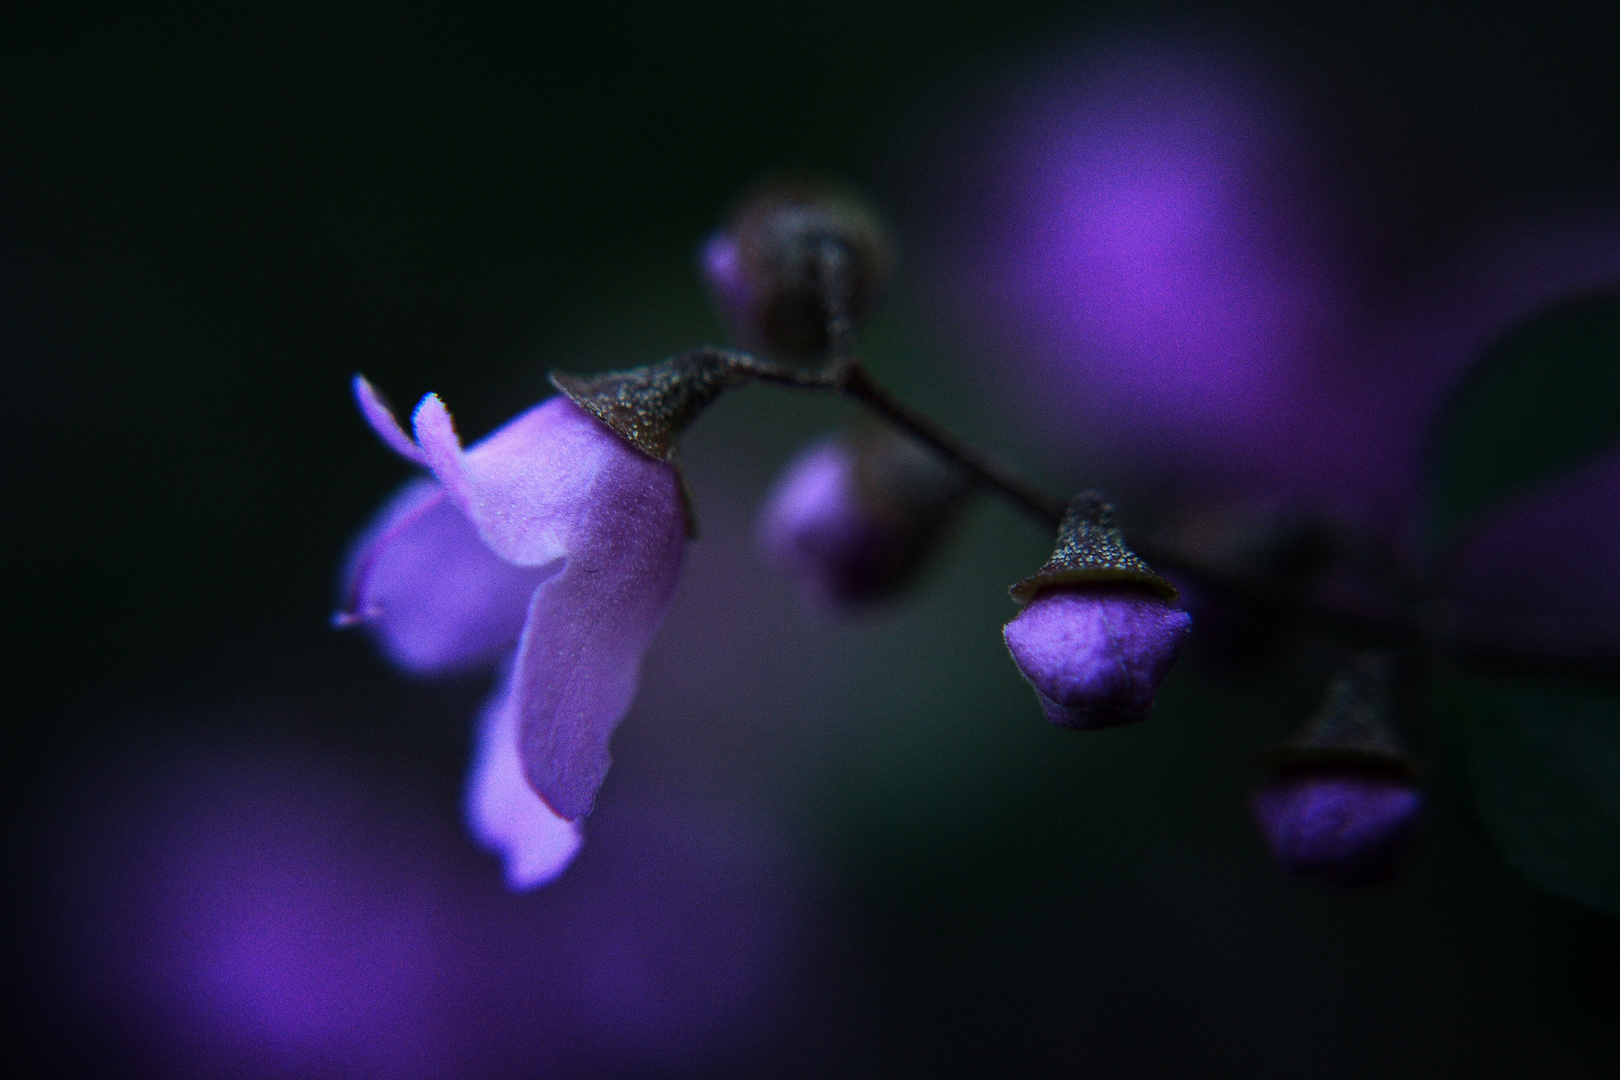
[1428,294,1620,553]
[1435,677,1620,916]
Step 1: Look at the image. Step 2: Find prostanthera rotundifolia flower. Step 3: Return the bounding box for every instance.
[1251,653,1422,887]
[759,425,970,608]
[337,376,687,886]
[700,177,893,359]
[1003,493,1191,729]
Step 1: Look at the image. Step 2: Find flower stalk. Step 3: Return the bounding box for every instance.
[551,231,1620,689]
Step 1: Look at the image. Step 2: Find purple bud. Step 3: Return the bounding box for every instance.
[1251,652,1422,887]
[1002,584,1191,729]
[700,230,756,335]
[758,429,968,608]
[1250,772,1421,888]
[699,177,893,358]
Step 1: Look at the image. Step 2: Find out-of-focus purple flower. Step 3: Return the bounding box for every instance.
[931,40,1349,493]
[928,39,1620,523]
[1251,772,1422,888]
[42,730,811,1078]
[926,33,1620,647]
[339,375,688,881]
[758,428,968,608]
[1003,584,1191,728]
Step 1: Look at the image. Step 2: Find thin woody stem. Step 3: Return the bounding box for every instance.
[736,352,1065,526]
[729,347,1620,685]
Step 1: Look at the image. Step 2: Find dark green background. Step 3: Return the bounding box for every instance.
[6,2,1620,1076]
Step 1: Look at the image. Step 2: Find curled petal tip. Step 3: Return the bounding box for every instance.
[352,374,428,466]
[410,393,470,490]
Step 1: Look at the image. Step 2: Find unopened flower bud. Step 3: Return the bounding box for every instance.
[758,425,969,608]
[700,178,893,359]
[1251,653,1422,887]
[1003,493,1191,729]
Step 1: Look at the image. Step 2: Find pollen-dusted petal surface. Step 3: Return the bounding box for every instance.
[336,478,562,674]
[1003,584,1191,729]
[506,425,689,821]
[466,664,584,890]
[1251,773,1422,887]
[413,394,640,568]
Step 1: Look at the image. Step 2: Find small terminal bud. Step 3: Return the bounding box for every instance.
[1250,652,1422,888]
[700,177,894,359]
[1003,493,1191,729]
[759,425,970,608]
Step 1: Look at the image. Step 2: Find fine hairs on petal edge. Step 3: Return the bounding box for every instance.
[353,374,429,466]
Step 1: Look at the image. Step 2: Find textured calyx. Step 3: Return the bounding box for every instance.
[1254,652,1419,778]
[1010,491,1177,603]
[549,348,756,462]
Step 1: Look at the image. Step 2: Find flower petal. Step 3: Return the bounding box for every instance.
[337,477,562,673]
[507,444,689,820]
[1003,584,1191,729]
[353,374,429,466]
[466,662,584,890]
[412,394,632,567]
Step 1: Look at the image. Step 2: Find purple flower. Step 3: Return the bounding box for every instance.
[924,32,1620,662]
[928,40,1347,493]
[42,729,811,1078]
[758,430,968,608]
[1002,584,1191,729]
[339,375,688,883]
[926,38,1620,529]
[1251,772,1422,888]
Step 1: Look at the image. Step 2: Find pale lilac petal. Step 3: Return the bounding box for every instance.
[412,394,637,567]
[510,449,689,820]
[353,374,428,466]
[1003,584,1191,729]
[466,664,584,890]
[336,478,561,674]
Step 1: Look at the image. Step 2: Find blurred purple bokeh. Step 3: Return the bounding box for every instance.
[40,724,811,1079]
[918,31,1620,624]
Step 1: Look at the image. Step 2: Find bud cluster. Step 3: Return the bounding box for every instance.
[340,175,1483,901]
